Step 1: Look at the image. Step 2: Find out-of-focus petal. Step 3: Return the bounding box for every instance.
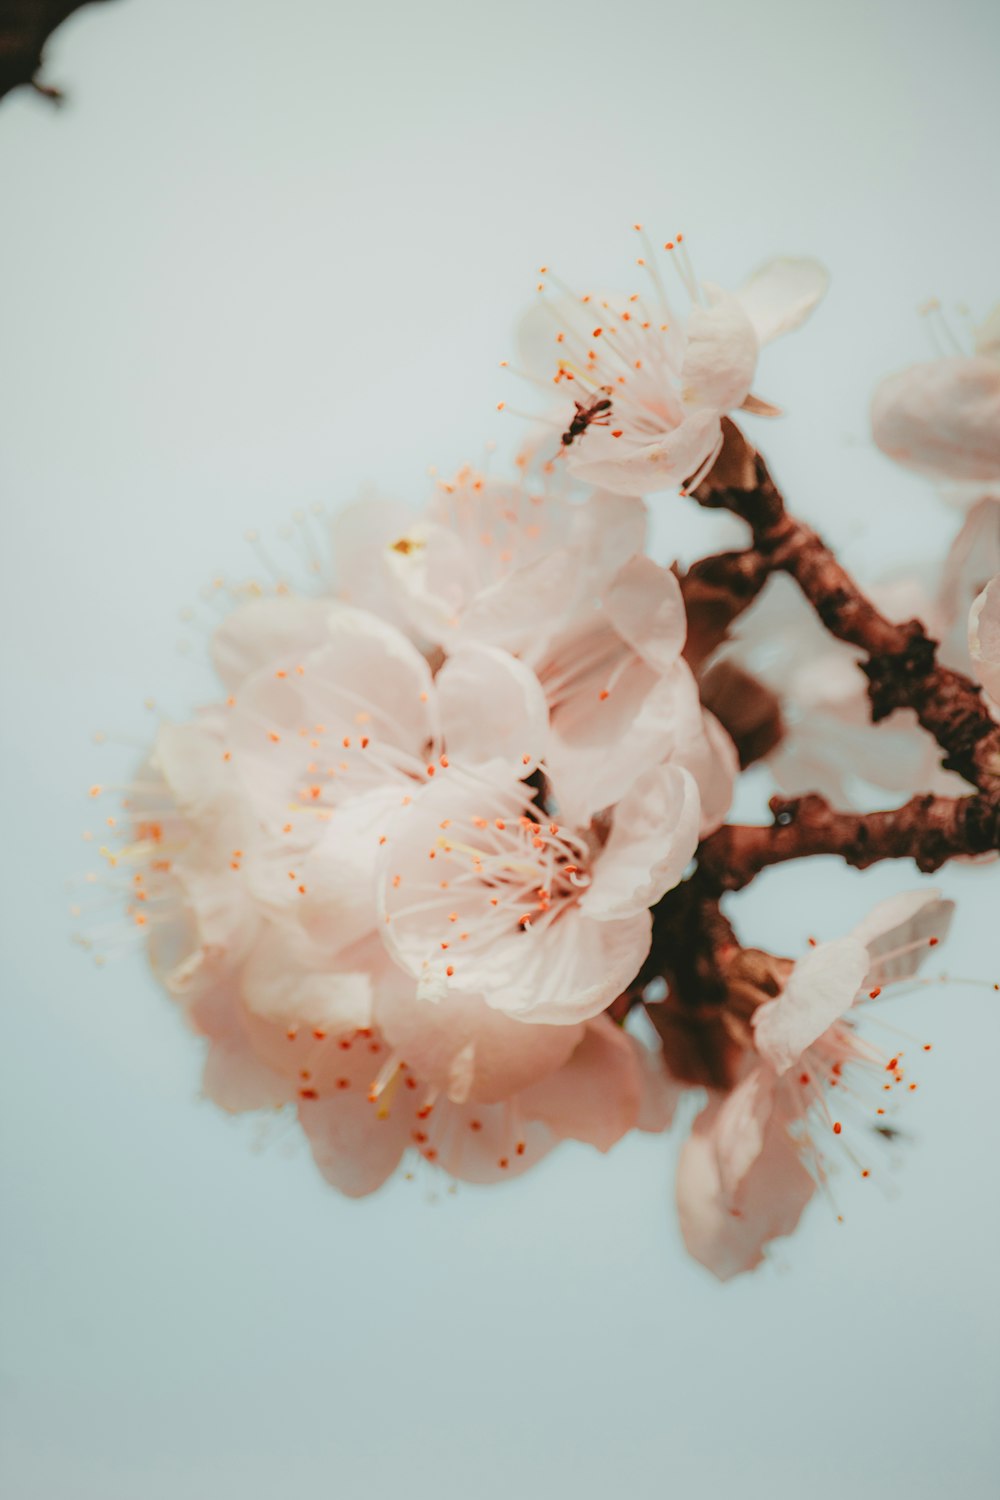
[374,982,583,1106]
[298,1092,411,1198]
[517,1018,642,1152]
[436,646,549,776]
[969,575,1000,705]
[849,889,955,986]
[736,257,830,345]
[211,596,334,692]
[753,938,868,1074]
[712,1065,777,1200]
[872,357,1000,484]
[676,1101,815,1281]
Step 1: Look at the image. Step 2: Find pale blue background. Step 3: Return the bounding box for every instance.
[1,2,999,1496]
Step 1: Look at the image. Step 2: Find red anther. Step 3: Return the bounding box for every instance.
[598,689,610,701]
[516,1141,526,1156]
[928,937,939,946]
[470,1119,482,1131]
[799,1072,810,1085]
[832,1122,843,1135]
[498,1157,509,1169]
[446,965,454,977]
[495,818,506,830]
[313,1029,326,1040]
[298,1088,318,1100]
[868,986,882,999]
[336,1078,350,1090]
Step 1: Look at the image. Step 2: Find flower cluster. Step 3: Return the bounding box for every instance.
[85,233,999,1278]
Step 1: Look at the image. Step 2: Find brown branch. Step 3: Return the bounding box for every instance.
[698,791,1000,892]
[619,429,1000,1075]
[691,419,1000,796]
[0,2,117,104]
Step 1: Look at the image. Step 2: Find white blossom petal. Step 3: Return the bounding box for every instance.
[580,764,700,920]
[753,938,868,1073]
[736,257,830,345]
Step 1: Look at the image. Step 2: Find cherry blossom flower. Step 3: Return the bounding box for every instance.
[969,575,1000,708]
[381,464,645,657]
[517,232,828,496]
[675,890,954,1280]
[381,470,736,829]
[871,303,1000,670]
[872,302,1000,487]
[378,759,701,1024]
[186,923,674,1195]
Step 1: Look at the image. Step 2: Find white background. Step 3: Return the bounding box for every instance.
[1,2,998,1496]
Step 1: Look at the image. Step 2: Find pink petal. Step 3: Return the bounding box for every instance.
[753,938,869,1073]
[240,923,374,1033]
[935,499,1000,670]
[374,982,583,1106]
[298,1091,411,1198]
[849,889,955,986]
[736,257,830,345]
[565,409,723,497]
[601,555,687,672]
[680,285,759,412]
[712,1065,777,1200]
[202,1041,297,1114]
[872,357,1000,484]
[436,646,549,776]
[969,576,1000,705]
[676,1100,816,1281]
[516,1018,642,1152]
[581,764,700,920]
[211,596,334,692]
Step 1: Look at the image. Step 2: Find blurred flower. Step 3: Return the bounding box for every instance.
[720,574,952,803]
[871,302,1000,671]
[193,930,673,1195]
[675,890,954,1280]
[517,234,828,495]
[872,302,1000,488]
[91,464,707,1195]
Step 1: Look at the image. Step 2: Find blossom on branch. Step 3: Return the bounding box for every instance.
[80,230,1000,1281]
[675,891,953,1280]
[517,234,828,496]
